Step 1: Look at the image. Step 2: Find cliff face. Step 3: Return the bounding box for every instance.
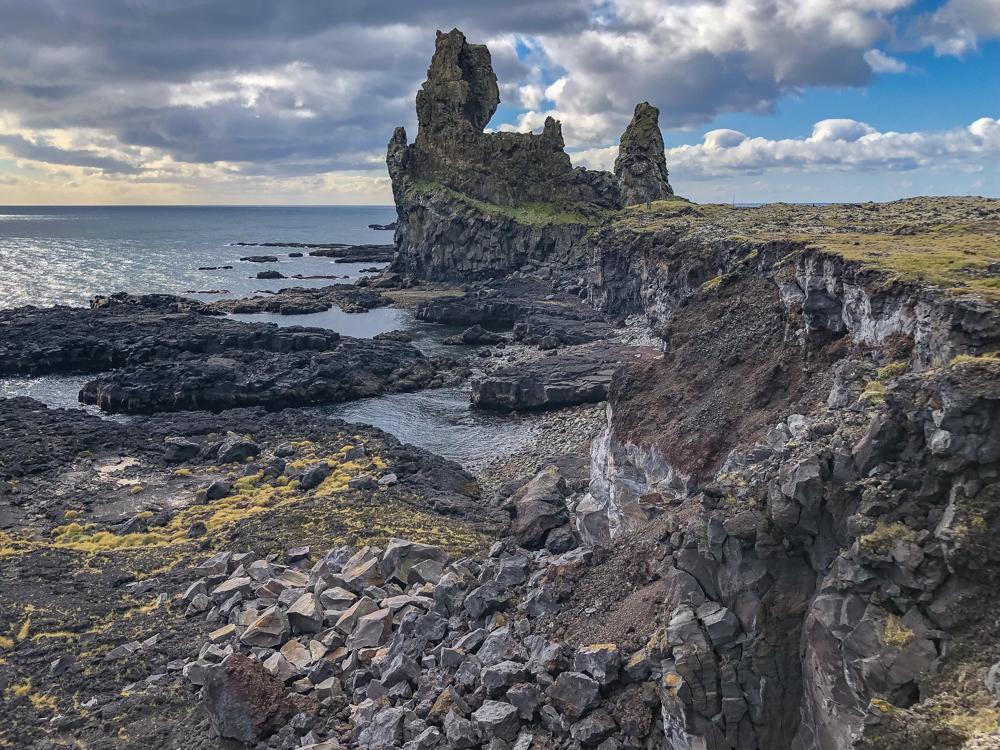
[387,29,646,282]
[615,102,674,206]
[575,196,1000,750]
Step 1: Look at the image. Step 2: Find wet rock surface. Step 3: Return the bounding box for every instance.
[472,345,651,412]
[78,338,467,414]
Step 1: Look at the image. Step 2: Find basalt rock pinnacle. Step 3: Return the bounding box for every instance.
[615,102,674,206]
[386,28,626,281]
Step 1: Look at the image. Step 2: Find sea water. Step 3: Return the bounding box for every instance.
[0,205,531,467]
[0,205,399,308]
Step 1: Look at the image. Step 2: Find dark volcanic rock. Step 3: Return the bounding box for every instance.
[472,345,642,411]
[203,653,296,743]
[209,284,388,315]
[79,339,461,414]
[385,29,624,281]
[614,102,674,207]
[0,295,339,377]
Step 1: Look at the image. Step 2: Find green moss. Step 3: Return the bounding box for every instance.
[883,615,916,648]
[860,521,916,555]
[876,362,907,381]
[407,178,607,228]
[859,381,887,403]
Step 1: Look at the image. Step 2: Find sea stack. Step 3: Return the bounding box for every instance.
[615,102,674,206]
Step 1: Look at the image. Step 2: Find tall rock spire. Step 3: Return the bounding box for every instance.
[614,102,674,206]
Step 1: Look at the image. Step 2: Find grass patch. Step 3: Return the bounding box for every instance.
[804,222,1000,299]
[876,362,907,381]
[860,521,916,555]
[408,178,606,228]
[859,381,887,403]
[883,615,916,648]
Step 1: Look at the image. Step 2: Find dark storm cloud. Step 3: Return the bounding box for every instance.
[0,134,141,173]
[1,0,991,177]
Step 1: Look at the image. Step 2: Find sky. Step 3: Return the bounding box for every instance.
[0,0,997,206]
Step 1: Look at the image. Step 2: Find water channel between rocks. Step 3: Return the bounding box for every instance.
[0,306,542,470]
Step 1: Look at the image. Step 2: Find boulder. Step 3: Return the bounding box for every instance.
[287,593,324,633]
[217,433,260,464]
[202,654,296,744]
[241,606,290,648]
[473,701,521,744]
[379,538,449,586]
[546,672,600,719]
[164,437,200,462]
[300,461,331,490]
[574,644,621,685]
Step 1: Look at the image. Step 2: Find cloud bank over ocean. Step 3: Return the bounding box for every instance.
[0,0,996,203]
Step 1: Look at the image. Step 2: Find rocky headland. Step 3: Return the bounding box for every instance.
[3,25,1000,750]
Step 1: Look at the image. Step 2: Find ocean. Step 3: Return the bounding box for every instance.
[0,205,399,309]
[0,205,545,467]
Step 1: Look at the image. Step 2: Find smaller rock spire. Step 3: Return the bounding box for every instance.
[614,102,673,207]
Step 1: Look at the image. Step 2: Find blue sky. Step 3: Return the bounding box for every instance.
[0,0,996,204]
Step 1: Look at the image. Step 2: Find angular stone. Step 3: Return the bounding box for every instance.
[570,710,617,746]
[209,624,237,644]
[241,606,290,648]
[205,479,232,501]
[336,596,379,635]
[351,608,393,649]
[202,654,295,744]
[280,639,313,671]
[444,710,480,749]
[478,627,521,667]
[539,705,571,736]
[473,700,521,744]
[342,550,385,593]
[263,652,300,683]
[506,683,541,720]
[429,686,470,721]
[574,644,620,685]
[382,654,421,689]
[546,671,600,719]
[359,706,407,748]
[288,592,324,633]
[403,726,441,750]
[300,462,331,490]
[316,675,344,700]
[217,434,260,464]
[320,586,357,610]
[211,576,252,604]
[195,551,233,577]
[464,582,506,620]
[164,437,200,463]
[482,661,529,697]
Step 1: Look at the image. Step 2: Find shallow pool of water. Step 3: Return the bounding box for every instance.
[229,306,411,339]
[316,388,538,471]
[0,374,96,411]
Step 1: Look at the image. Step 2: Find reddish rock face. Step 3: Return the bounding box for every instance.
[203,653,296,744]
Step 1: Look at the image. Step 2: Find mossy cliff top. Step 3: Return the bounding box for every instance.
[601,195,1000,300]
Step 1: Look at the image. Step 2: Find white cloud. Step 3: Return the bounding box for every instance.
[864,49,907,72]
[913,0,1000,56]
[664,117,1000,179]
